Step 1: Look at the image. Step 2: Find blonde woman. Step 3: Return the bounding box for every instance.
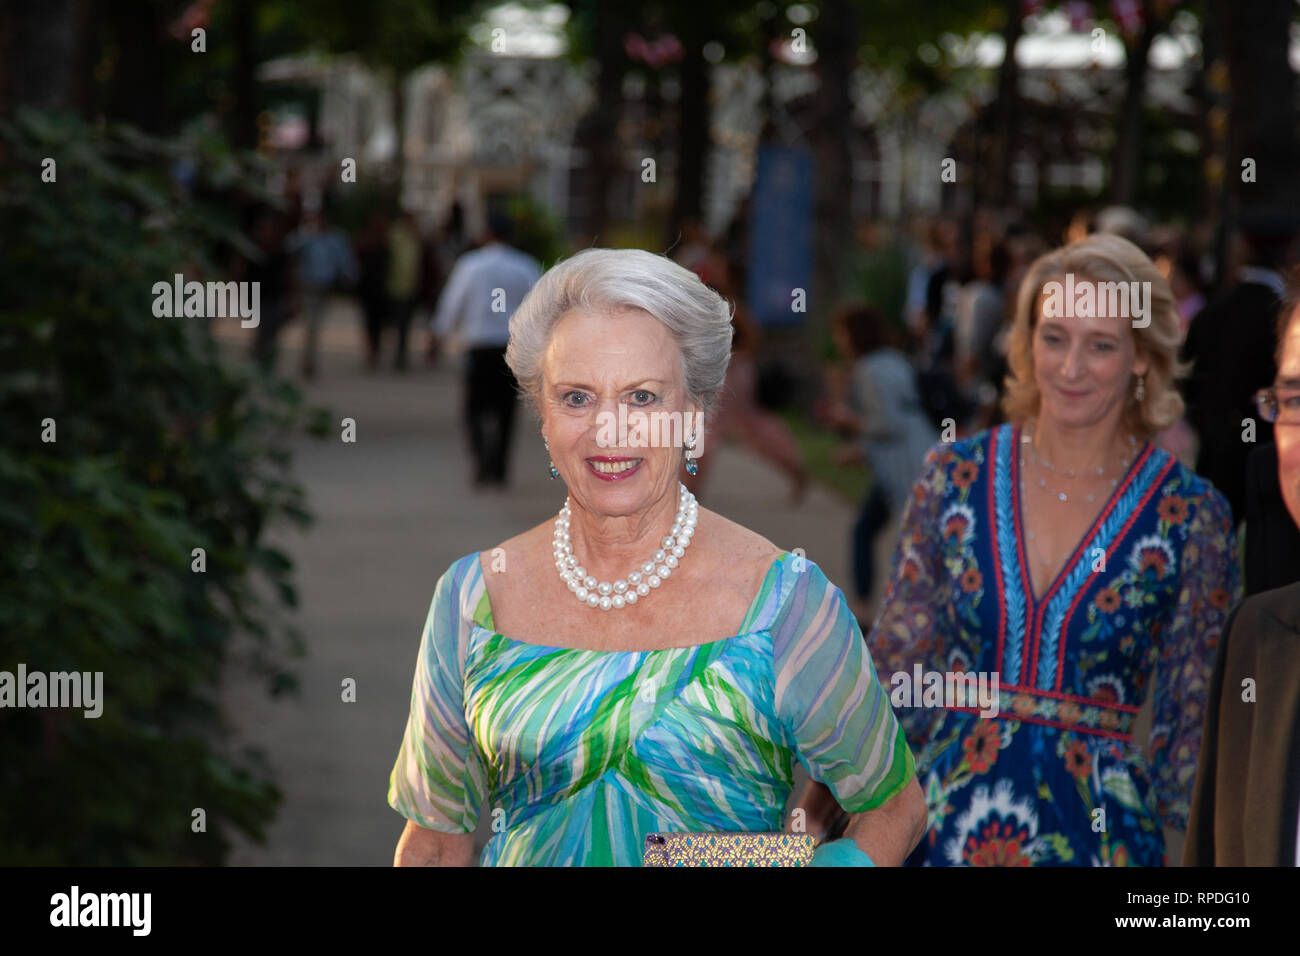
[865,233,1241,866]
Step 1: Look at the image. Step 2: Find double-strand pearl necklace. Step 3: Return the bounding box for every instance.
[553,483,698,610]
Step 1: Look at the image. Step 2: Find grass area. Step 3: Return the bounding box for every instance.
[780,409,873,506]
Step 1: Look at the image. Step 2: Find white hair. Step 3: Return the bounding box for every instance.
[505,248,734,417]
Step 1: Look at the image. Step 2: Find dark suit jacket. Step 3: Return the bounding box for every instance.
[1245,443,1300,595]
[1184,583,1300,865]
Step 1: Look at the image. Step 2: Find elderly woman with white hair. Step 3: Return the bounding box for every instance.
[866,233,1241,866]
[387,248,926,866]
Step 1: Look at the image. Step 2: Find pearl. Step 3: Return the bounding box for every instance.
[554,482,698,611]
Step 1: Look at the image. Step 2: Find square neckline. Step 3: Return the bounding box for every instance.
[471,550,788,655]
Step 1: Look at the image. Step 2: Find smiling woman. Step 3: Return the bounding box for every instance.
[865,233,1241,867]
[387,248,927,866]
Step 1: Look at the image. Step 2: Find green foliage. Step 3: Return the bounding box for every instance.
[0,109,327,864]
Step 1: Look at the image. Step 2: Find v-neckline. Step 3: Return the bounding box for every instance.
[1010,422,1149,608]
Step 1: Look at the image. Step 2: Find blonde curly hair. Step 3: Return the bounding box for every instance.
[1001,233,1186,439]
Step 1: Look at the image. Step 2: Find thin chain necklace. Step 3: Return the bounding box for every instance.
[1021,420,1137,504]
[1019,422,1139,569]
[553,482,698,611]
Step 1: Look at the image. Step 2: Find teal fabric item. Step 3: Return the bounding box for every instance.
[810,839,876,867]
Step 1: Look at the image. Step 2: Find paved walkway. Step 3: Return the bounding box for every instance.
[220,301,866,865]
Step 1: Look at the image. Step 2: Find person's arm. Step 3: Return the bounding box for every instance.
[394,820,476,866]
[838,775,927,865]
[773,560,924,864]
[388,558,488,865]
[865,442,954,751]
[1150,485,1240,841]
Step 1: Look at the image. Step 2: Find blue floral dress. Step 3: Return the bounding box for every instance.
[868,423,1240,866]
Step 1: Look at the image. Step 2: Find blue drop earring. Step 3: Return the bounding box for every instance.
[684,432,699,476]
[544,436,559,479]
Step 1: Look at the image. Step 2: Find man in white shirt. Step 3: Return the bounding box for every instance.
[429,211,542,489]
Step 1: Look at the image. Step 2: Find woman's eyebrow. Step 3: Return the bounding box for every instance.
[552,380,666,391]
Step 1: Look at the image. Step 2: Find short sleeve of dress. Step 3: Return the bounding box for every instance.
[1149,484,1240,832]
[387,557,487,833]
[772,558,917,813]
[866,442,952,751]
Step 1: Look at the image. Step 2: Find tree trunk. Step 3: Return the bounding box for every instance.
[230,0,258,150]
[1110,5,1156,206]
[809,0,859,332]
[572,3,628,241]
[1,0,89,116]
[669,26,708,246]
[990,0,1022,207]
[1214,0,1300,222]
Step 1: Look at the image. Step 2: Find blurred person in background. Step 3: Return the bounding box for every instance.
[386,210,423,372]
[354,210,391,371]
[241,204,295,373]
[1150,237,1205,467]
[954,232,1011,428]
[1186,281,1300,865]
[679,253,809,506]
[288,196,358,380]
[862,234,1239,866]
[429,210,542,489]
[826,303,937,625]
[1182,216,1299,524]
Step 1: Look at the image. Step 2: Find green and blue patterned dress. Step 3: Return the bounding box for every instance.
[388,550,915,865]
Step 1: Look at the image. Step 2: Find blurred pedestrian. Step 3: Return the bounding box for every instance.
[1183,218,1299,523]
[430,210,541,488]
[386,210,423,372]
[241,206,294,373]
[289,198,358,380]
[680,255,809,506]
[827,303,937,622]
[354,210,391,370]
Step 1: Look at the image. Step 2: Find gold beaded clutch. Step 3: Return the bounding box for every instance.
[643,832,817,867]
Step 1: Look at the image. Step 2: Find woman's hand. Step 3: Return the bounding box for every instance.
[792,776,928,866]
